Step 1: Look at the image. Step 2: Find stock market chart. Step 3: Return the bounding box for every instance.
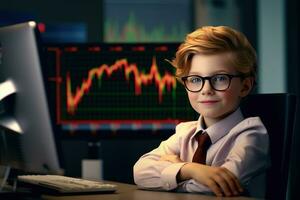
[44,43,196,134]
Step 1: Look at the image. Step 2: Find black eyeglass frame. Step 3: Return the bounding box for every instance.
[181,74,248,92]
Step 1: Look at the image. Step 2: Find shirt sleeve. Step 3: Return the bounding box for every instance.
[221,117,270,186]
[133,124,187,191]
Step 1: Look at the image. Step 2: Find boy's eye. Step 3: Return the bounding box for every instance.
[212,75,228,82]
[188,76,202,84]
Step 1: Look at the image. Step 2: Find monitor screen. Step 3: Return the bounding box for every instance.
[43,43,197,138]
[0,21,62,174]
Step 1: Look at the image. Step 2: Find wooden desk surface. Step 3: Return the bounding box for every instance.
[42,181,263,200]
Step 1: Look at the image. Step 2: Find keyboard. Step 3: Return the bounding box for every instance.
[17,175,117,194]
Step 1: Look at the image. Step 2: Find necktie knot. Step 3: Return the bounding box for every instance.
[196,131,211,150]
[192,131,212,164]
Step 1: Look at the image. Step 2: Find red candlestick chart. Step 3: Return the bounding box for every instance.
[44,44,196,132]
[66,57,176,114]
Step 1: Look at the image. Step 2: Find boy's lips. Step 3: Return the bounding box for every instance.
[200,100,220,104]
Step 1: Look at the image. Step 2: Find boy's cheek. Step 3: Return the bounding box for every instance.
[187,92,199,101]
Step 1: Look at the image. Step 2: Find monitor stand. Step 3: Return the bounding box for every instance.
[0,165,11,192]
[0,165,39,198]
[82,141,103,181]
[0,129,14,193]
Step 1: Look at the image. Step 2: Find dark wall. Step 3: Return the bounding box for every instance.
[0,0,103,42]
[61,138,162,184]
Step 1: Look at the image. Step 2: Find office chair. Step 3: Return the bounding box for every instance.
[240,93,297,200]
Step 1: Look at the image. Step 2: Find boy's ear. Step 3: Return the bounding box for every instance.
[240,77,254,97]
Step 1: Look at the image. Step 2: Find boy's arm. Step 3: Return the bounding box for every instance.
[152,154,243,197]
[221,124,270,185]
[178,162,243,197]
[218,117,270,191]
[134,152,186,190]
[177,118,269,197]
[134,121,199,191]
[133,132,186,191]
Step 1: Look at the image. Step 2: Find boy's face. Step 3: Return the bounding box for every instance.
[186,53,252,127]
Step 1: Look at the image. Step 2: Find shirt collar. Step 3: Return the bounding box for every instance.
[193,108,244,144]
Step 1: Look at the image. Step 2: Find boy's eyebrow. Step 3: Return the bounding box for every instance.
[188,70,237,76]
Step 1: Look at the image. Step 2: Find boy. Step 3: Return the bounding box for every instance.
[133,26,269,197]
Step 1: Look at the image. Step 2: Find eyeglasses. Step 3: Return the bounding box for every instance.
[181,74,245,92]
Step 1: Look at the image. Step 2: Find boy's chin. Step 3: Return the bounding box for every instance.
[201,109,235,121]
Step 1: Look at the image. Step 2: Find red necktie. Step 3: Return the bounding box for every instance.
[192,131,212,164]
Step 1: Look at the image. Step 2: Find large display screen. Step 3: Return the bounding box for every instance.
[43,43,197,137]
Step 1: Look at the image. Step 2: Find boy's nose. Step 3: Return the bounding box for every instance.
[201,80,214,95]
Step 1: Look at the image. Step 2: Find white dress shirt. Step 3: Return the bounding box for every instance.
[133,108,270,195]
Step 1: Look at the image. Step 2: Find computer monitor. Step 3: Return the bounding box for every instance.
[0,21,62,175]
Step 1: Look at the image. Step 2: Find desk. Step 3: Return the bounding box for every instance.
[42,181,263,200]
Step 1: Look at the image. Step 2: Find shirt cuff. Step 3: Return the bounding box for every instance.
[160,162,186,190]
[184,179,212,193]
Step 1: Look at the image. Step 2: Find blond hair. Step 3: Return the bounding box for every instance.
[171,26,257,82]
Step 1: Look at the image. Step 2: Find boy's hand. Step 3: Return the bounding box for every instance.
[159,154,183,163]
[179,163,243,197]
